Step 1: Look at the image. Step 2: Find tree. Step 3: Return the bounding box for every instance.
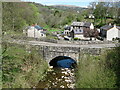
[2,2,41,32]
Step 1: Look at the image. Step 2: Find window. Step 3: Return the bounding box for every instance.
[41,34,43,36]
[79,29,83,33]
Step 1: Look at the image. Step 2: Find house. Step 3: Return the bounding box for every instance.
[88,14,95,19]
[25,25,46,38]
[100,24,113,38]
[100,24,120,41]
[107,24,120,41]
[64,22,98,40]
[64,25,71,36]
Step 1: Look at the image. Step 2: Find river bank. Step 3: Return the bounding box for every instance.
[2,42,48,88]
[75,46,120,88]
[2,41,120,88]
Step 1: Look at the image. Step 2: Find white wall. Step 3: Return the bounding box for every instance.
[107,27,119,41]
[74,34,90,40]
[118,30,120,38]
[27,29,35,37]
[64,30,70,34]
[27,27,46,38]
[74,34,84,39]
[90,23,94,30]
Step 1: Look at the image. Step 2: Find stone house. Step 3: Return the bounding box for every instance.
[25,25,46,38]
[64,22,98,40]
[100,24,120,41]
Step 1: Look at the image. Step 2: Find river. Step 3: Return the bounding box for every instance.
[36,68,75,88]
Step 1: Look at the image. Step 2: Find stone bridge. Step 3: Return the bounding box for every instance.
[24,41,115,62]
[11,40,116,63]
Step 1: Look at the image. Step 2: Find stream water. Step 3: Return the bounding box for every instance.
[36,68,75,88]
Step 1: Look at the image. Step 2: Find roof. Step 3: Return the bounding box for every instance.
[116,26,120,30]
[34,25,43,30]
[64,26,71,30]
[100,25,120,30]
[100,25,113,30]
[84,22,91,27]
[71,22,92,27]
[71,22,84,26]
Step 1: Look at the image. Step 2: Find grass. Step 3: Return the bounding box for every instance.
[0,44,2,89]
[75,46,120,88]
[44,25,64,32]
[2,42,48,88]
[47,29,64,32]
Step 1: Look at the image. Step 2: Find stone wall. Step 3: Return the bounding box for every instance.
[36,45,108,63]
[38,46,80,63]
[7,39,114,64]
[57,40,115,45]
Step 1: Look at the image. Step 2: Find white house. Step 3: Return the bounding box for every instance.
[64,25,71,36]
[64,22,96,40]
[88,14,95,19]
[107,24,120,41]
[25,25,46,38]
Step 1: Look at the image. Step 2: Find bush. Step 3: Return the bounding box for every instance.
[2,43,48,88]
[74,37,79,40]
[75,47,120,88]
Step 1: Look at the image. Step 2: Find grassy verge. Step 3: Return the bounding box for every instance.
[44,25,64,32]
[47,29,64,32]
[2,42,48,88]
[75,46,120,88]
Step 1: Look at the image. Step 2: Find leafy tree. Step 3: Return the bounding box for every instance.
[2,2,41,32]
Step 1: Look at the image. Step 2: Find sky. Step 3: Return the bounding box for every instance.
[22,0,120,7]
[22,0,96,7]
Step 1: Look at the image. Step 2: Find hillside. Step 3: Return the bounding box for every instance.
[2,1,119,34]
[51,5,87,12]
[2,1,87,33]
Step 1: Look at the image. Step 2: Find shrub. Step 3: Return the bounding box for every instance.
[2,43,48,88]
[75,48,119,88]
[74,37,79,40]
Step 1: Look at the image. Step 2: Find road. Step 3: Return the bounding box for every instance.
[8,39,117,48]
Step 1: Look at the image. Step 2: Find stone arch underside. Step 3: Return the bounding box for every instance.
[49,56,77,68]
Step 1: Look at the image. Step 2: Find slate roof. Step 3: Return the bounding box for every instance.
[71,22,92,27]
[100,25,120,30]
[34,25,43,30]
[116,26,120,30]
[84,22,91,27]
[64,26,71,30]
[100,25,113,30]
[71,22,84,26]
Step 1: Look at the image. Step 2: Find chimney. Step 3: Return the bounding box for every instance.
[114,24,116,28]
[35,23,37,26]
[109,23,111,26]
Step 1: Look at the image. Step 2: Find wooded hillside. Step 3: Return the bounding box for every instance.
[2,2,85,33]
[2,1,120,33]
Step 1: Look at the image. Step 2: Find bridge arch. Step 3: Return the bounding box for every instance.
[49,56,77,68]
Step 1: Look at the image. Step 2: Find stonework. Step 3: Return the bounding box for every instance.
[8,39,116,64]
[34,45,109,63]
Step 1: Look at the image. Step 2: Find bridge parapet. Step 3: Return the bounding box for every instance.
[9,39,115,63]
[25,44,114,63]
